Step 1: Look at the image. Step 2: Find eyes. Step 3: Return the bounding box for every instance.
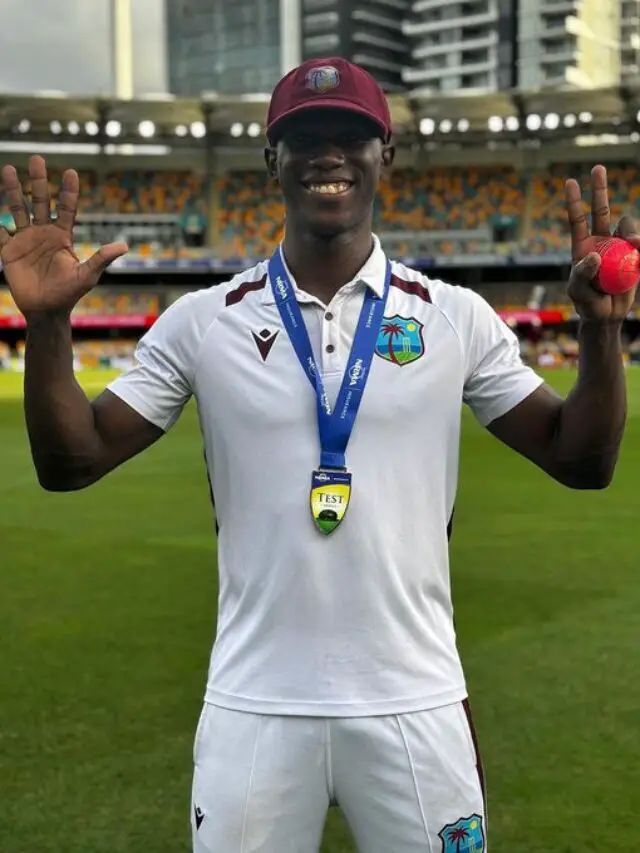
[286,132,370,153]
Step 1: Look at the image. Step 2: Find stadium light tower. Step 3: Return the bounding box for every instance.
[110,0,134,99]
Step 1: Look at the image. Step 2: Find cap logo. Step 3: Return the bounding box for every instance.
[305,65,340,94]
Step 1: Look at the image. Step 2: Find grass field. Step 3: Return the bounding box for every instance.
[1,367,639,852]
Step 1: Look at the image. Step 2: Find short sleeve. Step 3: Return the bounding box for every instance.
[107,290,214,432]
[460,289,544,427]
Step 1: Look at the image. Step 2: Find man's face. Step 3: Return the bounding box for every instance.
[265,109,394,238]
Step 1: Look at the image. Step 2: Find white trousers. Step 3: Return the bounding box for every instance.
[190,701,486,853]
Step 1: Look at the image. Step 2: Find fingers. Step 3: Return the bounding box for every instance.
[0,225,10,249]
[589,164,610,236]
[28,155,51,225]
[1,164,30,231]
[614,214,640,244]
[54,169,80,233]
[565,178,590,260]
[77,242,128,290]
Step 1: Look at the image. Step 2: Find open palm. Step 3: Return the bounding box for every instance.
[0,155,127,318]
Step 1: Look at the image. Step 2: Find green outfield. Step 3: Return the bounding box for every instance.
[1,368,638,852]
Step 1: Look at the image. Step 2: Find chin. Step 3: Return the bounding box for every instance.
[304,212,360,240]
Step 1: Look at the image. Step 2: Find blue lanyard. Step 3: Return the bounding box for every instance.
[268,246,391,470]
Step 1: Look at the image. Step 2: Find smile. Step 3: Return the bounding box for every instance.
[303,181,353,196]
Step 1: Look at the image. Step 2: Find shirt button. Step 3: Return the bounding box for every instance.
[326,344,335,354]
[325,311,334,321]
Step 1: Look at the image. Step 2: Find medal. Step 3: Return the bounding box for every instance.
[269,246,390,535]
[310,469,352,534]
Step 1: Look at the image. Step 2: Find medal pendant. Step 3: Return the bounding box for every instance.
[310,469,352,535]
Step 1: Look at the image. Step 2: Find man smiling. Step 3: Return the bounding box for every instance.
[0,57,633,853]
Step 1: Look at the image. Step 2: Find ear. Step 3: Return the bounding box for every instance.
[380,143,395,179]
[264,146,279,181]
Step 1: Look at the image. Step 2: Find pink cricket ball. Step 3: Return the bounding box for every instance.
[594,237,640,295]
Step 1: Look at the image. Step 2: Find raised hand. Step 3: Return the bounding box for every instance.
[0,155,128,320]
[565,164,638,321]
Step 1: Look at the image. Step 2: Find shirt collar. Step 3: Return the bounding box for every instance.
[262,234,387,304]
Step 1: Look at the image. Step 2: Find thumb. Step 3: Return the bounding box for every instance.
[78,242,128,291]
[571,251,601,283]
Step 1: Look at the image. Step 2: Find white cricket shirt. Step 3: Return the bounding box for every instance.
[107,236,544,716]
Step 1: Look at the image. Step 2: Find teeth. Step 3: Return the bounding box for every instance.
[308,182,350,195]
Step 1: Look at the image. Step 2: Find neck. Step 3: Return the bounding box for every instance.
[282,222,375,303]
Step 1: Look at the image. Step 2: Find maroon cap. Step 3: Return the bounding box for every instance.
[267,57,392,144]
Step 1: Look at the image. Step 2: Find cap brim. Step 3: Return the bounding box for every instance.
[267,99,389,143]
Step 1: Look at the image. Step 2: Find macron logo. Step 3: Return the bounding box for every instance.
[252,328,279,361]
[349,358,365,386]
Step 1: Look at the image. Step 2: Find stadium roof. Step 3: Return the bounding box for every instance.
[1,86,639,149]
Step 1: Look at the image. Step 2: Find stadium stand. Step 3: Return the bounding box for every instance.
[0,289,159,319]
[0,169,206,215]
[2,163,639,260]
[375,166,524,256]
[2,158,640,375]
[525,162,640,254]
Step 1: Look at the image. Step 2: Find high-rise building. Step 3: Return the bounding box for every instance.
[517,0,620,89]
[620,0,640,81]
[300,0,412,92]
[166,0,409,97]
[166,0,300,96]
[402,0,518,93]
[165,0,631,99]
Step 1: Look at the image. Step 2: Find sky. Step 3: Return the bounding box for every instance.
[0,0,166,96]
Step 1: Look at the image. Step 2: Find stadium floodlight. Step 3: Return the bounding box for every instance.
[247,122,261,137]
[488,116,503,132]
[457,118,469,132]
[67,121,80,135]
[419,118,435,135]
[563,113,577,128]
[85,121,99,136]
[190,120,206,138]
[230,122,244,137]
[526,113,542,131]
[17,119,30,133]
[105,120,122,137]
[543,113,560,130]
[138,120,156,138]
[50,120,62,135]
[439,119,452,133]
[505,116,519,131]
[175,124,188,137]
[579,111,592,123]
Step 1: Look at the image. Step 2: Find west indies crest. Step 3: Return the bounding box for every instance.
[375,315,425,365]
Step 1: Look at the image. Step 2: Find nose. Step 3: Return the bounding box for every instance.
[308,140,346,167]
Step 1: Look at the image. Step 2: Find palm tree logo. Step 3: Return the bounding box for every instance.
[376,315,425,365]
[447,826,470,852]
[380,321,404,364]
[439,816,484,853]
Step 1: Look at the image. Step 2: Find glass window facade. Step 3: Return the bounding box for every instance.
[166,0,282,95]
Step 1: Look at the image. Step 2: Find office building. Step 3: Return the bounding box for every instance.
[166,0,300,96]
[301,0,412,92]
[166,0,411,96]
[402,0,517,93]
[517,0,620,89]
[620,0,640,80]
